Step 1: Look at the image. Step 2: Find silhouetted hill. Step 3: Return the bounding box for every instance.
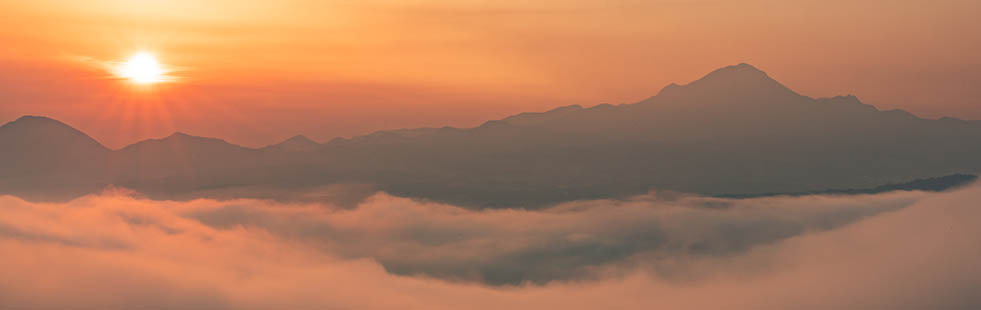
[0,116,109,162]
[116,132,253,158]
[0,116,111,200]
[3,64,981,207]
[110,132,258,183]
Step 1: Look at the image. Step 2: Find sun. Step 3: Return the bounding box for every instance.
[117,51,165,84]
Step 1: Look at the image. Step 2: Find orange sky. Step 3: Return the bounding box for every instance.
[1,0,979,148]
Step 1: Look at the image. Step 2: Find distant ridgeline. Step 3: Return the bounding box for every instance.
[4,63,981,208]
[718,174,978,199]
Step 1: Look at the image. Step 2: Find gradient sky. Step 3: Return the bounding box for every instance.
[1,0,979,148]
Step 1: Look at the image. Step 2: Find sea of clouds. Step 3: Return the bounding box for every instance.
[1,184,979,309]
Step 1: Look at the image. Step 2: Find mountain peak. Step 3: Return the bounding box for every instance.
[286,134,313,142]
[653,63,801,101]
[265,134,320,151]
[706,63,764,74]
[118,131,240,152]
[14,115,56,122]
[727,62,762,71]
[167,132,193,139]
[695,63,772,84]
[159,131,229,143]
[4,115,70,129]
[163,132,233,145]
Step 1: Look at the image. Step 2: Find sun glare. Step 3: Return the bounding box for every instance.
[118,51,165,84]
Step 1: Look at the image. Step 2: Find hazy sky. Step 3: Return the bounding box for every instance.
[1,0,979,148]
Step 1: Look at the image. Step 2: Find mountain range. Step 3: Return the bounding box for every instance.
[3,63,980,207]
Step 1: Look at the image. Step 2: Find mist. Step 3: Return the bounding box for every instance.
[2,184,979,309]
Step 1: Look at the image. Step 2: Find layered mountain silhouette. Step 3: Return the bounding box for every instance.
[3,63,980,207]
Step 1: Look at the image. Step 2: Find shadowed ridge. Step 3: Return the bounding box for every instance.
[164,131,233,145]
[326,103,588,146]
[500,104,584,124]
[812,95,922,121]
[107,131,261,188]
[118,131,252,152]
[812,95,880,113]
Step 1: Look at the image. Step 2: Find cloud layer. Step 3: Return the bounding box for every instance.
[1,185,979,309]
